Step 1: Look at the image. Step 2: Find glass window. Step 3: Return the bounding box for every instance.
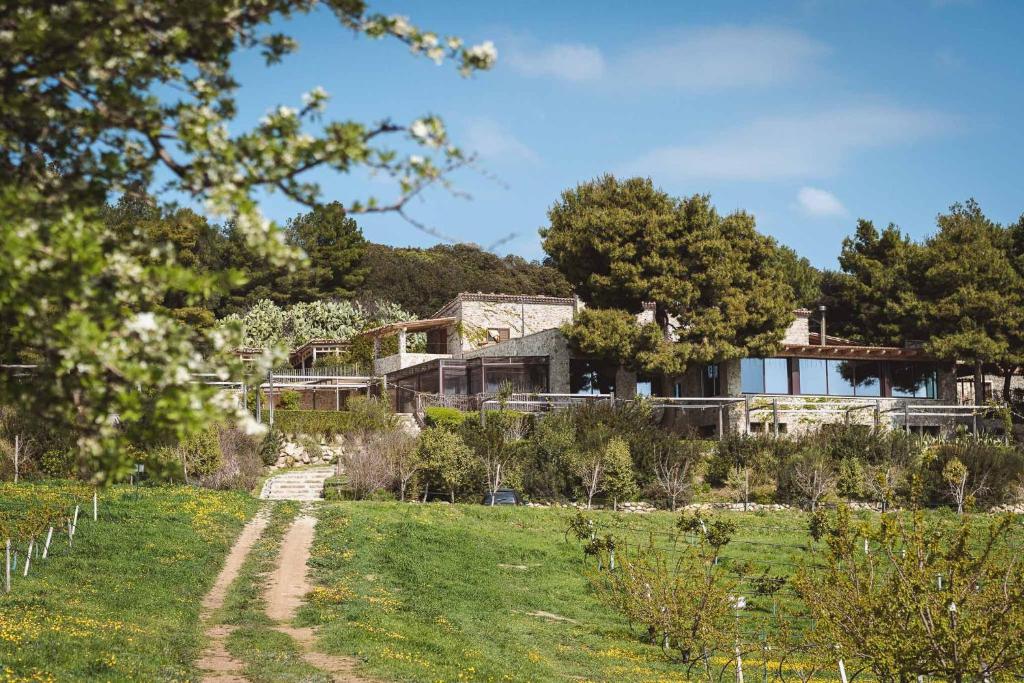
[702,364,720,397]
[826,360,857,396]
[636,377,653,397]
[570,359,615,395]
[891,362,937,399]
[765,358,790,394]
[440,362,466,395]
[799,358,827,395]
[852,361,881,397]
[741,358,765,394]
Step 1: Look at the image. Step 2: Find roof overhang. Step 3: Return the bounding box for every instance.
[777,343,933,361]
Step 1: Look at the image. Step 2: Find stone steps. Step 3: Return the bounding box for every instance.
[259,466,335,501]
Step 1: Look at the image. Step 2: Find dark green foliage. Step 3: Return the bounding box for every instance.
[103,189,231,329]
[423,406,473,430]
[543,175,795,376]
[774,245,823,309]
[282,202,367,302]
[828,219,922,346]
[356,242,572,318]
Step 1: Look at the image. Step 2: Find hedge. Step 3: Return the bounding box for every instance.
[423,406,476,430]
[272,410,357,437]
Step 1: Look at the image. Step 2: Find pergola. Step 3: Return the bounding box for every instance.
[358,317,457,358]
[776,343,932,362]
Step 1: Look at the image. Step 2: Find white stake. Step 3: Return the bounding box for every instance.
[42,527,53,559]
[4,539,10,593]
[93,490,98,521]
[22,538,33,577]
[839,659,848,683]
[71,504,80,538]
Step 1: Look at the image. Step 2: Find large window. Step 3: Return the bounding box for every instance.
[741,358,789,394]
[798,358,827,395]
[891,362,937,398]
[826,360,881,397]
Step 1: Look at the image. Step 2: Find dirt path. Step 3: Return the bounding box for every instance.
[197,510,270,683]
[266,512,373,682]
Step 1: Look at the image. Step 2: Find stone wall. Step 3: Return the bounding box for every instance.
[452,299,576,355]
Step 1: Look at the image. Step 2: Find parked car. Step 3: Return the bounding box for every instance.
[481,489,522,506]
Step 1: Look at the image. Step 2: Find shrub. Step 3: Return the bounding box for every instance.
[178,426,222,480]
[273,410,356,437]
[323,474,353,501]
[40,449,75,478]
[276,390,301,410]
[259,429,283,466]
[423,406,471,430]
[199,427,264,491]
[418,426,474,502]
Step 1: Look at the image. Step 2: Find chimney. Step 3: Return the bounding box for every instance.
[818,305,827,345]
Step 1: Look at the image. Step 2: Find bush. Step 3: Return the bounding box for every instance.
[259,429,283,466]
[273,410,357,437]
[423,406,472,430]
[178,426,222,479]
[323,474,353,501]
[277,390,301,410]
[40,449,75,478]
[199,427,264,491]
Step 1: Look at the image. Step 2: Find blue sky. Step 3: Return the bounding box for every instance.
[230,0,1024,269]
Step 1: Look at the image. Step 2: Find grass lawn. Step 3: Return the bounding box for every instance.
[0,484,258,682]
[300,502,835,683]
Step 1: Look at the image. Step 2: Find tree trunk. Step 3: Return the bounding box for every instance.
[1003,368,1015,403]
[974,361,985,405]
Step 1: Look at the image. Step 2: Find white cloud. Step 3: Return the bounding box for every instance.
[463,118,539,164]
[506,25,825,90]
[623,105,955,182]
[613,25,827,90]
[505,43,606,82]
[796,187,846,217]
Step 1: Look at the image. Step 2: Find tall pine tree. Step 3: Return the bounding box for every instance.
[542,175,795,382]
[918,200,1024,402]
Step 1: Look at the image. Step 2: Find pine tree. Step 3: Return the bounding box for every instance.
[918,200,1024,402]
[542,175,795,381]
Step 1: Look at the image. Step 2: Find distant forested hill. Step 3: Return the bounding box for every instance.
[354,243,572,318]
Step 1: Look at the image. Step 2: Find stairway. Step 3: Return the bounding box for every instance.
[259,466,335,501]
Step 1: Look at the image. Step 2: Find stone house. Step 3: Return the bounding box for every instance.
[367,295,961,434]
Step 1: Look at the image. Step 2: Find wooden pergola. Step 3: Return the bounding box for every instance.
[357,317,457,358]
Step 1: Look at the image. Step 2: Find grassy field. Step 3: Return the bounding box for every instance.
[0,484,258,683]
[299,502,833,683]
